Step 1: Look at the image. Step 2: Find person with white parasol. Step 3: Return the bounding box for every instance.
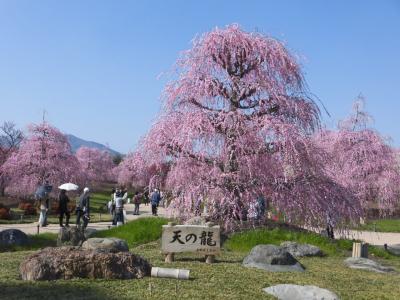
[58,183,79,227]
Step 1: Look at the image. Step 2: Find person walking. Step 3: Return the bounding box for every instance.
[114,191,125,225]
[76,187,90,229]
[35,181,52,227]
[108,188,116,215]
[58,189,70,227]
[143,190,149,206]
[133,191,141,215]
[151,189,161,216]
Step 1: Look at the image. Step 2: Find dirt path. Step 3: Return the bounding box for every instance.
[335,230,400,246]
[0,204,166,235]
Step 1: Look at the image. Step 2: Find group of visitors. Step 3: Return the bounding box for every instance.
[35,182,91,229]
[35,181,165,230]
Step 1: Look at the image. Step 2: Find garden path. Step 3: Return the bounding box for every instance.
[0,203,166,235]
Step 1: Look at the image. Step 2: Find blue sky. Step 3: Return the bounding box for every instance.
[0,0,399,153]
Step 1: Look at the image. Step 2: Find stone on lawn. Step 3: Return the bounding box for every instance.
[0,229,29,247]
[344,257,396,273]
[84,228,98,239]
[20,246,151,280]
[386,244,400,256]
[82,237,129,253]
[263,284,339,300]
[243,245,304,272]
[57,226,86,246]
[280,241,323,257]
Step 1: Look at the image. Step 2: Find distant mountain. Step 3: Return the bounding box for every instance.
[66,134,121,156]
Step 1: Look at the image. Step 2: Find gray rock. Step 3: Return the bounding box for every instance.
[386,244,400,256]
[344,257,396,273]
[84,228,98,239]
[243,245,304,272]
[20,246,151,280]
[184,216,207,226]
[57,226,86,246]
[82,237,129,253]
[0,229,29,246]
[280,241,323,257]
[263,284,339,300]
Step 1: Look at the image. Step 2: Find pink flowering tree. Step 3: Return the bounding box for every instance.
[117,151,169,189]
[1,122,83,197]
[132,25,361,228]
[0,122,24,196]
[315,98,400,216]
[76,147,115,184]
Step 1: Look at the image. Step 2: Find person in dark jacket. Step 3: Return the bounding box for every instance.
[76,187,90,228]
[133,191,141,215]
[150,189,161,216]
[58,189,70,227]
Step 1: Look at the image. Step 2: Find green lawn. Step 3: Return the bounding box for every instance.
[1,218,400,299]
[0,233,57,252]
[225,227,395,259]
[92,217,169,247]
[356,218,400,233]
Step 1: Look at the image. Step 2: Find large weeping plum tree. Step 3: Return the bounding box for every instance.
[1,122,83,197]
[315,98,400,216]
[135,24,362,228]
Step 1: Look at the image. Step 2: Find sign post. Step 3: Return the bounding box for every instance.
[161,222,220,263]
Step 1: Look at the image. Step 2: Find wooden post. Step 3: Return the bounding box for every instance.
[165,222,175,263]
[352,242,368,258]
[36,224,40,235]
[165,252,175,263]
[205,222,215,264]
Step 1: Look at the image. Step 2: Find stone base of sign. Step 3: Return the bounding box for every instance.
[165,252,175,263]
[206,254,215,264]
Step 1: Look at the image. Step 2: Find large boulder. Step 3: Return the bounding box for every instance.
[263,284,339,300]
[82,237,129,253]
[344,257,396,273]
[20,246,151,280]
[57,226,86,246]
[84,228,98,239]
[243,245,304,272]
[0,229,29,247]
[280,241,323,257]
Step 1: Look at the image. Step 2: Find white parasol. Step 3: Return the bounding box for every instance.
[58,183,79,191]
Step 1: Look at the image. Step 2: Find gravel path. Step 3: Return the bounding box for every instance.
[0,204,166,235]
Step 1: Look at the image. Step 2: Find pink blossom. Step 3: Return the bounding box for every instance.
[127,25,362,229]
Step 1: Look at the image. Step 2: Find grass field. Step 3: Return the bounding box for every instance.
[0,218,399,299]
[356,218,400,233]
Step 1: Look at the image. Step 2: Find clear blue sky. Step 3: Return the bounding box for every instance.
[0,0,399,153]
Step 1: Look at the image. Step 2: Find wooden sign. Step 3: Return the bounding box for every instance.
[162,223,221,256]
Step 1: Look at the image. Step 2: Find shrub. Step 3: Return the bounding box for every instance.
[18,202,37,215]
[0,207,11,220]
